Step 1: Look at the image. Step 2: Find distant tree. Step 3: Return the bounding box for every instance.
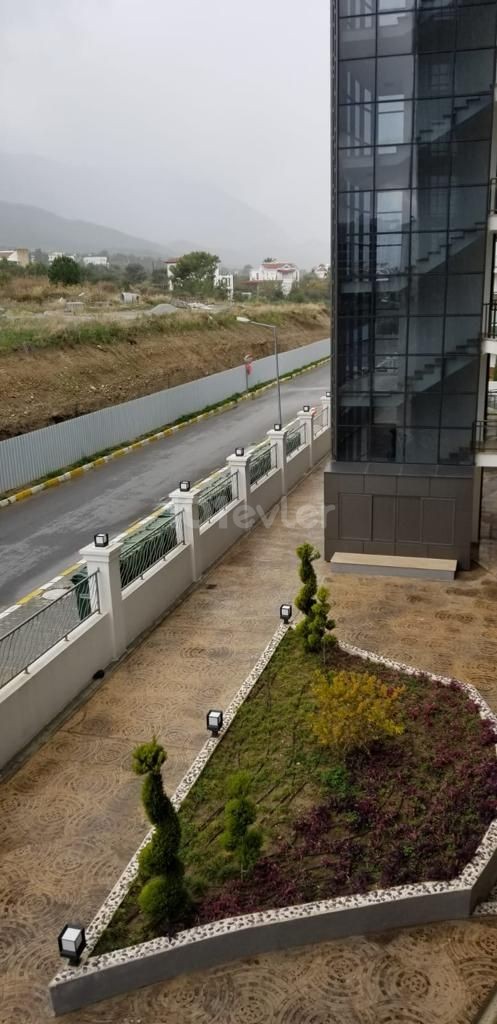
[31,248,49,266]
[289,274,330,305]
[125,262,146,284]
[48,255,81,285]
[151,267,168,288]
[170,250,220,296]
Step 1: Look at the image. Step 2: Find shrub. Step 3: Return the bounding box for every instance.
[221,771,263,878]
[320,763,352,799]
[132,738,189,923]
[311,670,405,758]
[295,543,319,616]
[297,584,336,656]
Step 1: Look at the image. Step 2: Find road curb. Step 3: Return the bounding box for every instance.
[0,357,329,509]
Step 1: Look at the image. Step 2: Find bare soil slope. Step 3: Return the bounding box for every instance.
[0,307,329,438]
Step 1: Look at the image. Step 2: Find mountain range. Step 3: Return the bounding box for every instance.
[0,151,328,268]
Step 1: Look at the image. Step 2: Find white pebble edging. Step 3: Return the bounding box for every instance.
[49,635,497,1016]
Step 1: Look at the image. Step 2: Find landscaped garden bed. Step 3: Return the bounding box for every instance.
[94,545,497,956]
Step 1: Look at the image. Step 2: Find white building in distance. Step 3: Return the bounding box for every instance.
[249,259,299,296]
[0,248,30,267]
[82,255,109,268]
[312,263,330,279]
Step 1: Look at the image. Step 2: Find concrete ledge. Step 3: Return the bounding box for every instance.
[329,552,457,581]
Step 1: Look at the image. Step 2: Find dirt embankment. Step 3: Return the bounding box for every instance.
[0,307,329,438]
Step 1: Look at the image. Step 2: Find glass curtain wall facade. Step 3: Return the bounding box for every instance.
[325,0,497,567]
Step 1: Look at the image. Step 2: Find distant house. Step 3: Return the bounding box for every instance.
[48,251,78,264]
[163,257,233,299]
[120,291,140,304]
[82,255,109,268]
[0,248,30,267]
[249,259,300,296]
[312,263,330,280]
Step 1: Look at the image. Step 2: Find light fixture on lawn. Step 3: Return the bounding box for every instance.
[326,391,331,398]
[94,533,109,548]
[280,603,292,624]
[58,924,86,964]
[273,423,282,431]
[303,405,310,412]
[235,447,245,457]
[179,480,191,492]
[206,709,223,737]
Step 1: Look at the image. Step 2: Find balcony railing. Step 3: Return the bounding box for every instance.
[473,420,497,452]
[483,302,497,339]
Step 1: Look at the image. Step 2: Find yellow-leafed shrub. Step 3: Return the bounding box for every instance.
[311,669,405,757]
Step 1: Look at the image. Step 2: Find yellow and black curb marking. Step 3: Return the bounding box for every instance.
[0,357,330,510]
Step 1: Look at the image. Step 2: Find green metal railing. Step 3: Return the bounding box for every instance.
[120,511,184,589]
[249,443,278,487]
[198,472,239,526]
[285,422,306,456]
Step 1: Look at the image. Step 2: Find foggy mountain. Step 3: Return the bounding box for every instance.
[0,152,328,268]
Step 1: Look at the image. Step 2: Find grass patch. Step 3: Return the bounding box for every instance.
[94,631,497,955]
[0,304,328,354]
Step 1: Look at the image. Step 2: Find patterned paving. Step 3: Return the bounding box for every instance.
[2,465,497,1022]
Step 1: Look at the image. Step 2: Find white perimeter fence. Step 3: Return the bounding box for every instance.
[0,337,330,492]
[0,398,331,769]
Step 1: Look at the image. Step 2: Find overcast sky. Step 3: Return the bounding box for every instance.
[1,0,330,254]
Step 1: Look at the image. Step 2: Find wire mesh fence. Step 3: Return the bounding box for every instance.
[198,472,239,526]
[0,572,100,689]
[285,422,306,456]
[120,511,185,590]
[313,405,329,436]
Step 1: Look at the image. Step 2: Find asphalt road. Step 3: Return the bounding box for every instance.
[0,363,330,610]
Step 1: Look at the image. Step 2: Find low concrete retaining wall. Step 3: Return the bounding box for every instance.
[122,544,194,648]
[48,632,497,1015]
[0,401,330,771]
[0,613,112,768]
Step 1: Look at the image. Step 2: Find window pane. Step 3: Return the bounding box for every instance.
[377,12,414,55]
[407,355,443,389]
[446,275,483,314]
[338,235,372,277]
[377,99,412,144]
[408,317,444,353]
[378,0,414,9]
[453,95,493,142]
[339,104,374,147]
[339,191,373,233]
[447,230,485,274]
[409,276,445,314]
[414,98,453,144]
[441,393,477,427]
[417,10,456,53]
[377,55,414,99]
[451,141,490,186]
[410,232,447,274]
[376,144,411,187]
[376,233,410,274]
[340,59,375,103]
[340,0,376,15]
[449,186,487,229]
[413,142,450,188]
[375,315,408,353]
[373,355,406,390]
[455,50,495,95]
[371,424,404,461]
[444,354,479,391]
[456,5,497,49]
[404,428,439,463]
[443,316,480,354]
[340,16,376,58]
[338,282,374,317]
[411,188,448,231]
[416,53,454,97]
[376,276,409,312]
[376,189,411,230]
[405,392,441,426]
[439,429,473,463]
[339,148,374,190]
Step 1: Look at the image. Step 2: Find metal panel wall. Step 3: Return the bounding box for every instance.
[0,338,330,492]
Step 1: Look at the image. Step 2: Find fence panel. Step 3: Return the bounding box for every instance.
[249,443,278,487]
[286,422,306,456]
[0,338,330,493]
[0,573,100,689]
[313,406,329,436]
[120,512,185,590]
[198,472,239,526]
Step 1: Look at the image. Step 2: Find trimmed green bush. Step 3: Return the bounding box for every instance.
[295,543,319,615]
[221,771,262,878]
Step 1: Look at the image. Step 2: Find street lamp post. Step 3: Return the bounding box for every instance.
[236,316,282,426]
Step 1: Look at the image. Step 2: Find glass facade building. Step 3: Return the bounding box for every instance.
[325,0,497,567]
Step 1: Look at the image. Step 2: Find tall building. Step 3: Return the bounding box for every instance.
[325,0,497,569]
